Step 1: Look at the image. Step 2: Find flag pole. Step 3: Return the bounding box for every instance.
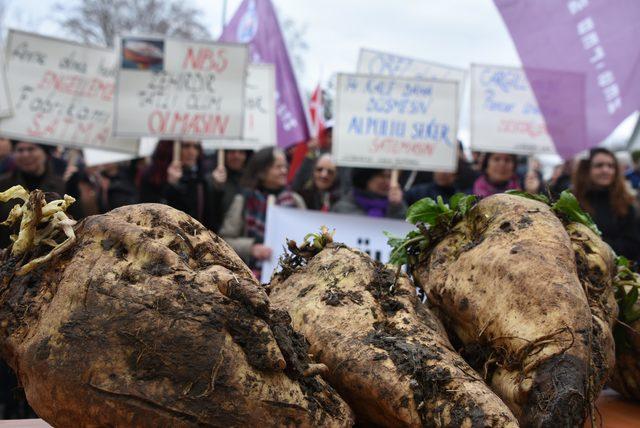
[221,0,228,32]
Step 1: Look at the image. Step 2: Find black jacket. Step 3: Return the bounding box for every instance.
[140,166,223,232]
[587,189,640,261]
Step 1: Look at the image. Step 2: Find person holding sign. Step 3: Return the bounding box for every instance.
[140,140,223,232]
[219,147,305,277]
[296,153,342,212]
[332,168,406,219]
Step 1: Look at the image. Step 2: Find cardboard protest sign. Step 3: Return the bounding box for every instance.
[0,54,12,118]
[261,205,413,283]
[357,48,467,104]
[202,64,276,150]
[83,148,137,167]
[333,73,458,172]
[470,64,558,155]
[114,36,249,140]
[0,30,136,153]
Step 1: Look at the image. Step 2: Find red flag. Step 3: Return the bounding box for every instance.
[288,83,325,183]
[309,84,325,139]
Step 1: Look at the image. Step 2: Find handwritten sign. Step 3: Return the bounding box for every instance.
[202,64,276,150]
[114,36,248,140]
[357,48,467,105]
[0,54,11,118]
[333,73,458,172]
[0,30,136,153]
[470,64,557,155]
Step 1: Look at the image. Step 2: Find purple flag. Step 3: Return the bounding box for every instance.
[220,0,310,148]
[495,0,640,159]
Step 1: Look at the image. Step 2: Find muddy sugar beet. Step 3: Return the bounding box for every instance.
[0,190,353,427]
[412,194,617,427]
[269,242,518,427]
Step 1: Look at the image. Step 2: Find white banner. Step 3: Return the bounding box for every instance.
[261,205,414,283]
[203,64,276,150]
[357,48,467,104]
[333,73,458,172]
[114,36,248,139]
[470,64,557,155]
[0,30,136,153]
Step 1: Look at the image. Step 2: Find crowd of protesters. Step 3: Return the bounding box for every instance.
[1,131,640,418]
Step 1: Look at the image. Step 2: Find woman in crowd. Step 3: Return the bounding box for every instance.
[297,153,341,211]
[139,140,223,231]
[332,168,406,219]
[211,149,251,216]
[472,152,520,197]
[472,152,540,197]
[219,147,305,275]
[573,148,640,261]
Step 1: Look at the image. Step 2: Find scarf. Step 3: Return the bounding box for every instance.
[473,175,520,198]
[353,189,389,218]
[244,187,298,244]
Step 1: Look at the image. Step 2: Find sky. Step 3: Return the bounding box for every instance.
[3,0,637,149]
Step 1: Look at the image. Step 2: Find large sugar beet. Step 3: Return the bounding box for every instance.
[0,200,353,427]
[269,242,518,427]
[413,194,616,427]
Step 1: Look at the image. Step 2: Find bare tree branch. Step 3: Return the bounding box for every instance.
[54,0,211,47]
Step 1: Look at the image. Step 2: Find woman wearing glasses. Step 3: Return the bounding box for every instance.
[573,147,640,262]
[296,153,341,212]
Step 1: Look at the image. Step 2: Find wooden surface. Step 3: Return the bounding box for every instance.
[0,389,638,427]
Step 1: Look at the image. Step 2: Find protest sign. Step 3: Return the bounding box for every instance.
[202,64,276,150]
[470,64,558,155]
[333,73,458,172]
[261,205,413,283]
[0,55,11,118]
[114,36,248,140]
[0,30,136,153]
[357,48,467,104]
[83,147,138,167]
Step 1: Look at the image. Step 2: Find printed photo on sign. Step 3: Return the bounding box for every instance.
[470,64,559,155]
[0,30,136,153]
[114,36,249,140]
[333,73,458,172]
[121,39,164,71]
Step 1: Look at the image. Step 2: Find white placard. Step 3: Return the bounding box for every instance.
[203,64,276,150]
[83,148,138,167]
[357,48,467,104]
[470,64,556,155]
[333,73,458,172]
[0,30,136,153]
[0,54,12,118]
[260,205,414,283]
[114,36,248,140]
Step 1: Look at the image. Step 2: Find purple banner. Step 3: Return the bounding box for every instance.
[220,0,310,148]
[495,0,640,159]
